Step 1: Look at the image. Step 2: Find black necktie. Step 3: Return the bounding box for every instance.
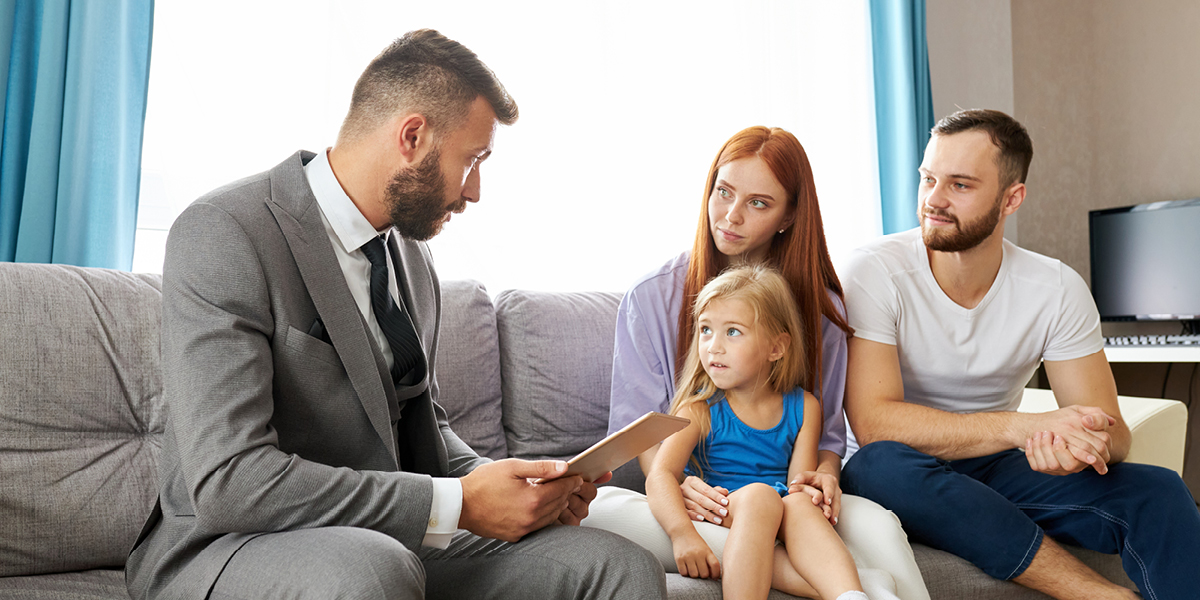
[360,235,423,384]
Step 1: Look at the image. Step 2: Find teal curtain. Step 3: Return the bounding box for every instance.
[0,0,153,269]
[870,0,934,235]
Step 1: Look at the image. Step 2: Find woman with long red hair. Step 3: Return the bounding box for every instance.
[585,127,930,600]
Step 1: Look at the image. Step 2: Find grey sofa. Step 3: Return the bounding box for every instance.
[1,263,1161,599]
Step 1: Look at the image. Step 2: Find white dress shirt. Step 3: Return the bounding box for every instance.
[304,148,462,549]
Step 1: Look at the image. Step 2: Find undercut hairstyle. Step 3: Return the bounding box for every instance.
[932,109,1033,189]
[338,29,518,142]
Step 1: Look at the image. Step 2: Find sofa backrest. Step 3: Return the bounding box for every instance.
[436,280,507,460]
[434,283,650,490]
[0,263,164,577]
[493,289,623,463]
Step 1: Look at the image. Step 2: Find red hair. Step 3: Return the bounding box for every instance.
[676,126,852,398]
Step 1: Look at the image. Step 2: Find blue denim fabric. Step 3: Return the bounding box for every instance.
[843,441,1200,600]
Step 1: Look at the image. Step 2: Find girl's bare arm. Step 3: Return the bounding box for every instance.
[647,404,706,540]
[787,392,824,493]
[647,403,723,579]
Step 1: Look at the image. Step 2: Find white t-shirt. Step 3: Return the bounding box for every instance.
[842,228,1104,418]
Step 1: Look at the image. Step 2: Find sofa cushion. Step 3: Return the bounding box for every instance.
[0,569,128,600]
[913,543,1135,599]
[436,280,507,460]
[0,264,164,577]
[494,289,623,461]
[666,574,808,599]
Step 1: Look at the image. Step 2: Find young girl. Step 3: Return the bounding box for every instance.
[648,265,891,600]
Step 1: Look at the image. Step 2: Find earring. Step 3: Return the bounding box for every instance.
[778,229,786,234]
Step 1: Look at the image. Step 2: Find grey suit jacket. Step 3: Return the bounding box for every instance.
[126,151,488,600]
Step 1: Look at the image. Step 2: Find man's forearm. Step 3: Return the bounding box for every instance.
[852,400,1031,461]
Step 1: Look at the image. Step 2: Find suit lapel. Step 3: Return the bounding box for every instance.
[264,151,398,461]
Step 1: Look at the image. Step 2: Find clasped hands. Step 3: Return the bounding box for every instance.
[680,470,841,527]
[1023,405,1117,476]
[459,459,609,542]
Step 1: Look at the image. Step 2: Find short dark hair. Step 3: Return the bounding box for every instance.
[931,109,1032,188]
[339,29,518,142]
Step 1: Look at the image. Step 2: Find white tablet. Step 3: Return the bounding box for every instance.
[560,412,690,482]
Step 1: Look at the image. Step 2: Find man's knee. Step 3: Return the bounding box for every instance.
[338,528,425,599]
[213,527,423,600]
[536,526,665,598]
[848,440,926,469]
[583,528,667,598]
[844,441,935,495]
[1108,463,1198,520]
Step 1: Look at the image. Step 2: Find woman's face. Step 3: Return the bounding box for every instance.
[707,157,794,265]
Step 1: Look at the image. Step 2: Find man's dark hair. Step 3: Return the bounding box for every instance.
[339,29,518,142]
[931,109,1033,188]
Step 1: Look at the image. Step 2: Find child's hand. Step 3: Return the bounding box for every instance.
[672,533,722,580]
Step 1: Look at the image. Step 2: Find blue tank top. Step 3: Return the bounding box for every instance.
[683,388,807,495]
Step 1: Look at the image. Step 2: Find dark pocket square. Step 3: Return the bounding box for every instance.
[307,317,331,344]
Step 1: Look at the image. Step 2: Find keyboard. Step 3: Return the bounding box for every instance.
[1104,335,1200,347]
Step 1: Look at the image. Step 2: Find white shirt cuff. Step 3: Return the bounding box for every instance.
[421,477,463,549]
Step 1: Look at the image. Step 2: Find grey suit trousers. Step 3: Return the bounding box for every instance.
[208,524,666,600]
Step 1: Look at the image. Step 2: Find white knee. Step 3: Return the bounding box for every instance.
[835,496,931,600]
[836,495,909,559]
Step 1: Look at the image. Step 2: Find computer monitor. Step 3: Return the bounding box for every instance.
[1088,198,1200,325]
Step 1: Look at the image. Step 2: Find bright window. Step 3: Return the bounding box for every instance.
[133,1,881,293]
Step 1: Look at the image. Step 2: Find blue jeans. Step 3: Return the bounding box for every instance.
[842,441,1200,600]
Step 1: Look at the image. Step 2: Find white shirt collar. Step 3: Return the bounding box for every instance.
[305,148,388,252]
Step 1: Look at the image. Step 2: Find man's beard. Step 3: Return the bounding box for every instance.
[920,191,1004,253]
[384,146,465,241]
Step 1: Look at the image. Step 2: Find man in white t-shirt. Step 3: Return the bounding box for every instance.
[839,109,1199,600]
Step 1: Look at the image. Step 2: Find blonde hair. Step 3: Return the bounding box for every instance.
[668,265,809,453]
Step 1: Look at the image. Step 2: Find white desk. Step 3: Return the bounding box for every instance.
[1103,346,1200,363]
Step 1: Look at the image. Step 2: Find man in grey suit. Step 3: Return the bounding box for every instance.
[125,29,666,600]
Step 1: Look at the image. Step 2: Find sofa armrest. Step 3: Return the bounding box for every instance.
[1018,388,1187,475]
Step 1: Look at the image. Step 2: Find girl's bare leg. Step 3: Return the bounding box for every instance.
[778,492,863,598]
[769,545,821,598]
[722,483,784,600]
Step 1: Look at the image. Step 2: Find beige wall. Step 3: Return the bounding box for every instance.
[926,0,1014,119]
[1011,0,1200,289]
[926,0,1017,241]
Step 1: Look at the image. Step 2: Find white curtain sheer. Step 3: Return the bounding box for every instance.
[134,1,881,293]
